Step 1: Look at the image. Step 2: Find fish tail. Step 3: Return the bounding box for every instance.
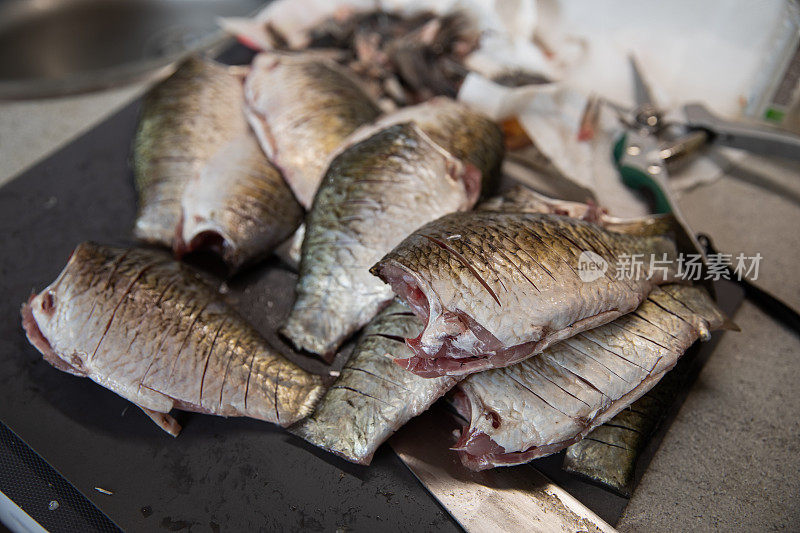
[720,315,741,332]
[296,377,328,420]
[281,309,339,362]
[606,213,680,238]
[218,17,273,51]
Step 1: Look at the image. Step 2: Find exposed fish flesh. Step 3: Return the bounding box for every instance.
[133,57,302,270]
[290,300,458,464]
[371,211,679,377]
[282,121,484,360]
[452,285,727,471]
[21,243,325,436]
[244,51,382,208]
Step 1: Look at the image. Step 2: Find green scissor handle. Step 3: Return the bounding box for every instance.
[613,134,672,214]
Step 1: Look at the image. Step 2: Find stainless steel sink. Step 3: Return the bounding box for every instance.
[0,0,266,99]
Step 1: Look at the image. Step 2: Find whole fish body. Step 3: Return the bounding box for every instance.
[133,57,302,271]
[282,121,482,360]
[244,51,382,208]
[134,57,242,247]
[451,284,727,471]
[290,300,459,464]
[371,211,679,377]
[21,243,324,436]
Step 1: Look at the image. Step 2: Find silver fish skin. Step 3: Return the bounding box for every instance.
[244,51,382,208]
[133,57,302,270]
[561,365,684,496]
[21,243,325,436]
[452,284,727,471]
[290,300,458,464]
[277,98,502,271]
[282,122,481,360]
[371,211,679,377]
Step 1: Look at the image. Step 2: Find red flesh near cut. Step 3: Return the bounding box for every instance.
[452,364,678,471]
[20,296,85,377]
[460,163,482,208]
[450,385,583,471]
[379,262,527,377]
[174,227,228,262]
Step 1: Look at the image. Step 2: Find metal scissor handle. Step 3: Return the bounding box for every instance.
[684,103,800,162]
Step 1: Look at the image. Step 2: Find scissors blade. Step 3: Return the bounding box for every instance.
[629,55,656,107]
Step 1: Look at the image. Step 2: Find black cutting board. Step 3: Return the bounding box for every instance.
[0,81,745,531]
[0,101,462,532]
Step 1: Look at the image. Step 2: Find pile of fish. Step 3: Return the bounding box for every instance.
[21,30,733,483]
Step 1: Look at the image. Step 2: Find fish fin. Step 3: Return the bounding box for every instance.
[243,106,282,183]
[218,17,273,51]
[720,315,741,332]
[295,377,329,421]
[274,223,304,271]
[604,213,680,238]
[139,406,181,437]
[226,64,250,81]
